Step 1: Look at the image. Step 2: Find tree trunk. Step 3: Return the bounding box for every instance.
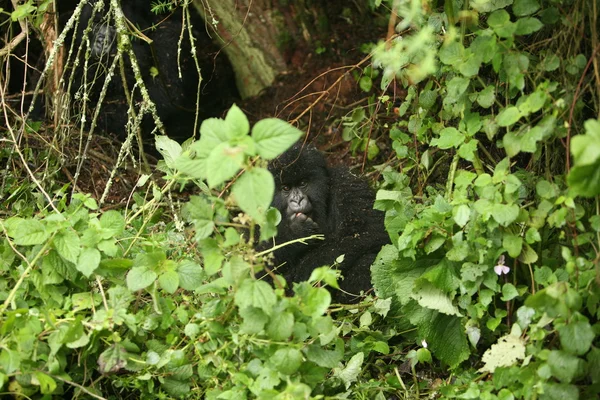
[193,0,287,99]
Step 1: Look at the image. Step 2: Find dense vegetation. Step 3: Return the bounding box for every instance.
[0,0,599,399]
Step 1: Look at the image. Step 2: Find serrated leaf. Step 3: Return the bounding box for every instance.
[100,210,125,238]
[155,135,182,168]
[225,104,250,138]
[419,314,470,368]
[77,248,101,277]
[412,281,462,316]
[177,261,205,290]
[158,269,179,294]
[54,230,81,263]
[333,352,364,389]
[252,119,304,160]
[430,127,465,149]
[234,279,277,315]
[266,311,294,341]
[232,167,274,223]
[270,348,303,375]
[206,142,245,187]
[126,267,157,291]
[9,218,49,246]
[492,203,520,226]
[479,334,526,373]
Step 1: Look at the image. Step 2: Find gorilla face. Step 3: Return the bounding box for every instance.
[270,144,330,239]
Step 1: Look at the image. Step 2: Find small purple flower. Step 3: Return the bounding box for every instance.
[494,254,510,275]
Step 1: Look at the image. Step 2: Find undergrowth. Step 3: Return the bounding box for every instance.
[0,0,599,399]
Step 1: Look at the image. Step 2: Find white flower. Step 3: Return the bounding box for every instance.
[494,255,510,275]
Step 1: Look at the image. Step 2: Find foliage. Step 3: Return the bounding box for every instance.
[1,0,599,399]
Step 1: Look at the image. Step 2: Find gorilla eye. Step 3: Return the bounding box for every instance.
[282,185,290,192]
[300,181,307,188]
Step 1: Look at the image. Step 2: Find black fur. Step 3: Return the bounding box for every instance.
[265,143,389,303]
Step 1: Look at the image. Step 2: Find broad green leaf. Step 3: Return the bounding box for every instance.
[199,118,229,149]
[567,119,600,197]
[558,319,595,356]
[155,135,182,169]
[430,127,464,149]
[439,41,464,65]
[548,350,585,383]
[177,260,205,290]
[99,210,125,238]
[299,286,331,318]
[501,283,519,301]
[471,0,512,12]
[206,142,245,187]
[252,118,303,160]
[76,248,101,277]
[97,343,128,374]
[232,167,274,223]
[54,230,81,264]
[418,314,470,369]
[305,340,344,368]
[477,85,496,108]
[488,9,511,28]
[225,104,250,138]
[8,218,49,246]
[541,383,579,400]
[513,0,540,16]
[270,348,303,375]
[453,205,470,227]
[470,34,497,63]
[34,372,57,395]
[515,17,543,35]
[239,306,268,334]
[126,267,157,291]
[492,203,520,226]
[412,281,462,316]
[333,352,364,389]
[266,311,294,341]
[158,269,179,294]
[497,106,522,127]
[479,334,526,373]
[234,279,277,315]
[503,234,523,257]
[447,77,470,99]
[182,196,215,240]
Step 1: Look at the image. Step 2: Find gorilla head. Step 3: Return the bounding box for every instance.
[264,142,389,302]
[269,144,329,240]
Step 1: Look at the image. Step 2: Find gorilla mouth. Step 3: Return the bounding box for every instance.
[293,212,310,222]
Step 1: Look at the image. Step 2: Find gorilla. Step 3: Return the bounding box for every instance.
[264,143,389,303]
[61,0,238,141]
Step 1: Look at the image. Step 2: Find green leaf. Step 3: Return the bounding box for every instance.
[419,314,470,369]
[513,0,540,16]
[547,350,585,383]
[430,127,464,149]
[502,234,523,258]
[54,230,81,264]
[34,372,57,394]
[182,196,215,240]
[497,106,522,127]
[234,279,277,315]
[232,167,274,223]
[515,17,543,35]
[480,334,526,373]
[99,210,125,238]
[492,204,520,226]
[199,118,229,148]
[439,41,464,65]
[239,306,268,334]
[270,348,303,375]
[252,118,304,160]
[126,267,158,291]
[412,281,462,316]
[155,135,182,169]
[501,283,519,301]
[305,340,344,368]
[333,352,364,389]
[488,9,511,28]
[8,218,49,246]
[447,77,470,99]
[266,311,294,341]
[225,104,250,138]
[359,76,373,92]
[541,383,579,400]
[158,269,179,294]
[177,260,205,290]
[558,319,595,356]
[477,85,496,108]
[98,343,128,374]
[76,248,101,277]
[567,119,600,197]
[299,286,331,317]
[206,142,245,187]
